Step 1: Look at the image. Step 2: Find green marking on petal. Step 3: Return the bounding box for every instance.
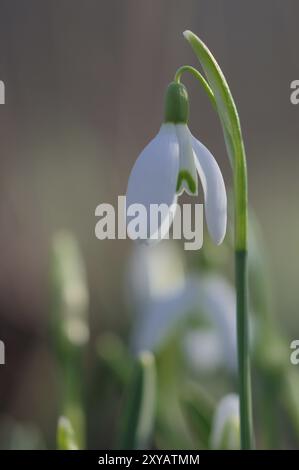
[176,170,197,194]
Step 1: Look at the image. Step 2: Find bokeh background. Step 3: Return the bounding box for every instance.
[0,0,299,449]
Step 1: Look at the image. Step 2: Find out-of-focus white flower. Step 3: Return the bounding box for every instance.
[183,330,223,373]
[126,82,227,245]
[128,243,237,374]
[131,279,198,354]
[128,242,198,353]
[184,275,237,374]
[210,394,240,450]
[127,241,186,309]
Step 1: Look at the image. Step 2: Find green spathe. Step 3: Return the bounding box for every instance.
[164,82,189,124]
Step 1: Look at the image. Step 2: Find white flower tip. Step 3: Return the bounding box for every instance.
[212,222,227,246]
[206,204,227,246]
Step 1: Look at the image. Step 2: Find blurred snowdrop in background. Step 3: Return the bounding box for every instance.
[210,394,240,450]
[127,242,236,375]
[127,242,193,353]
[184,276,237,375]
[127,242,186,314]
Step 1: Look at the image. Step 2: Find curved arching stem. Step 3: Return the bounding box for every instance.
[174,65,216,109]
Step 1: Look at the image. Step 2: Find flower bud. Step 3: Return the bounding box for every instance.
[210,394,240,450]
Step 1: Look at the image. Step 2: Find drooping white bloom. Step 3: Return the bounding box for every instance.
[210,394,240,450]
[126,82,227,246]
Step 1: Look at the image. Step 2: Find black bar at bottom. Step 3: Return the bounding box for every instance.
[0,449,293,465]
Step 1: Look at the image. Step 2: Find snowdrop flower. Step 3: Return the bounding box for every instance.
[126,82,227,245]
[210,394,240,450]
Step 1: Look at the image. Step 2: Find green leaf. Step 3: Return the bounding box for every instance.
[183,30,247,250]
[183,31,241,157]
[50,231,89,358]
[96,333,132,386]
[182,30,253,450]
[282,368,299,440]
[118,351,156,450]
[50,232,88,449]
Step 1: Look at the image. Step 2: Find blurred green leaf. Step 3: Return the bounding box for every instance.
[181,383,215,448]
[118,351,156,450]
[282,368,299,440]
[50,231,89,449]
[96,333,132,386]
[50,230,89,359]
[0,418,45,450]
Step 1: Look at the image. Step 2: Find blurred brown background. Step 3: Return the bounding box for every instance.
[0,0,299,448]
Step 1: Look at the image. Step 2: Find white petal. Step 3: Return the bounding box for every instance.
[126,124,179,243]
[190,133,227,245]
[175,124,198,195]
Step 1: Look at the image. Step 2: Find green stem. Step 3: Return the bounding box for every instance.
[236,250,254,449]
[174,66,216,108]
[176,31,254,449]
